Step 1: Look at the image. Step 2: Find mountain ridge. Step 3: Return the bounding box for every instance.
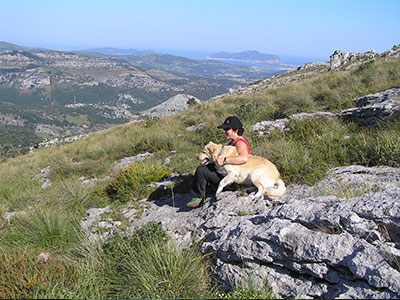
[209,50,282,63]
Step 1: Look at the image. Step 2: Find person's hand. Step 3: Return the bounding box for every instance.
[216,156,225,167]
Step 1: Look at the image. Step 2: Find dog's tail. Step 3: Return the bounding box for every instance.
[267,177,286,197]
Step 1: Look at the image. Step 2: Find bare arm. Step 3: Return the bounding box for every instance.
[216,140,249,166]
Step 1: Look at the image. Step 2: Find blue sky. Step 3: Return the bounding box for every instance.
[0,0,399,61]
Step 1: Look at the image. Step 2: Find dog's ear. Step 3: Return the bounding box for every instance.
[209,143,222,160]
[206,141,215,147]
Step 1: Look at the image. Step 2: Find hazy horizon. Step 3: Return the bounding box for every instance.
[1,0,399,64]
[0,40,327,65]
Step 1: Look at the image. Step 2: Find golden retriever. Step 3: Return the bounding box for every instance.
[198,141,286,199]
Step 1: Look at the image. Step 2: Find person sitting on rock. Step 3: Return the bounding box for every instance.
[186,116,250,208]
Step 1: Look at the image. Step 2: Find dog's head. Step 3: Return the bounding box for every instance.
[197,141,222,166]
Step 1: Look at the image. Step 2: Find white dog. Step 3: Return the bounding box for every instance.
[198,141,286,199]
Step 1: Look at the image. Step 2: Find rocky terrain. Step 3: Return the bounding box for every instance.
[2,43,400,298]
[14,79,399,298]
[117,165,400,299]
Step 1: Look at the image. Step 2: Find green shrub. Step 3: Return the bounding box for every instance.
[0,248,77,299]
[107,161,171,202]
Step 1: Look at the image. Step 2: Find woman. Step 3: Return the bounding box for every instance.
[187,116,250,208]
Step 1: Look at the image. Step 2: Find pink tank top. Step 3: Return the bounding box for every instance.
[231,137,250,154]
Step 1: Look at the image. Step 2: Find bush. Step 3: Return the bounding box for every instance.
[107,161,171,202]
[0,248,77,299]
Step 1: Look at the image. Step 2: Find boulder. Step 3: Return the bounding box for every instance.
[141,94,200,118]
[340,88,400,125]
[251,112,337,135]
[112,152,154,173]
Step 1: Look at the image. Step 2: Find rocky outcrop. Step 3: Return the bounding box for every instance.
[80,165,400,298]
[329,44,399,71]
[251,87,400,135]
[29,134,88,152]
[251,112,337,135]
[329,49,378,70]
[380,44,400,58]
[141,94,200,118]
[111,152,154,173]
[341,88,400,125]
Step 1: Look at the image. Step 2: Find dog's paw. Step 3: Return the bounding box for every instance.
[248,191,256,198]
[249,192,262,200]
[213,192,223,202]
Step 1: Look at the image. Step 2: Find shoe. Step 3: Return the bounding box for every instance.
[186,197,203,208]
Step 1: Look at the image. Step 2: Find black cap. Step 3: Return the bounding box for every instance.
[217,116,243,130]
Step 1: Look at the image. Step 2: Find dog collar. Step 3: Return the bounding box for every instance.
[217,146,224,158]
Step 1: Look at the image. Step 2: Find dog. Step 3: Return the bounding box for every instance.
[198,141,286,199]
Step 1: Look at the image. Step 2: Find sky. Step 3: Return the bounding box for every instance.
[0,0,399,62]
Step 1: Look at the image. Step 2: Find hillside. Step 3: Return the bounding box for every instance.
[0,44,399,298]
[0,42,286,154]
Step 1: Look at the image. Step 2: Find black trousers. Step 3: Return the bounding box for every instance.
[191,164,224,198]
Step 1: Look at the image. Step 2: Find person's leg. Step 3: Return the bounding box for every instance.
[188,164,221,207]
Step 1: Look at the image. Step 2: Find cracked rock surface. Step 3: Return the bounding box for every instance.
[117,165,400,299]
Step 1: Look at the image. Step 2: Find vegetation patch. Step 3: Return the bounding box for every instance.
[3,207,80,254]
[65,223,216,299]
[0,248,77,299]
[107,161,171,202]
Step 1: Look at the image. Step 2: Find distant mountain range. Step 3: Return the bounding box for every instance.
[208,50,282,63]
[83,48,155,56]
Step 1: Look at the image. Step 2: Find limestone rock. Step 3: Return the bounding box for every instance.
[381,44,400,58]
[186,122,206,132]
[141,94,200,118]
[112,152,154,173]
[119,165,400,298]
[251,111,337,135]
[80,206,112,234]
[340,88,400,125]
[3,211,26,221]
[329,49,378,70]
[251,87,400,135]
[34,166,51,188]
